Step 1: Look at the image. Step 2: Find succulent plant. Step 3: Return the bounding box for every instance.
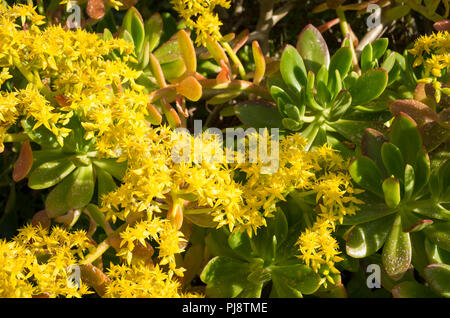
[200,208,325,298]
[345,113,450,287]
[17,116,126,219]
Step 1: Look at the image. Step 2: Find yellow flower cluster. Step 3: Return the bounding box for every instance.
[296,220,343,287]
[170,0,231,46]
[409,31,450,78]
[105,263,202,298]
[0,4,137,149]
[0,4,364,296]
[0,225,93,298]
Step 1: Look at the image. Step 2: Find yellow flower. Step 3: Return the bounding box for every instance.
[170,0,231,46]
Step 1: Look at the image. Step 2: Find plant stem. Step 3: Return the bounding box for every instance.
[3,133,29,143]
[336,6,361,75]
[80,213,144,265]
[221,41,246,79]
[184,206,216,215]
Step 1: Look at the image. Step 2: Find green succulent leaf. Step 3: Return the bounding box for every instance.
[343,203,397,225]
[346,214,396,258]
[45,166,93,218]
[65,165,95,211]
[404,164,415,202]
[123,7,145,55]
[349,69,388,105]
[424,264,450,297]
[153,38,181,64]
[296,24,330,75]
[392,281,438,298]
[327,120,386,144]
[328,90,352,122]
[413,148,431,195]
[411,202,450,221]
[305,71,323,111]
[145,13,163,52]
[424,221,450,251]
[205,228,242,260]
[425,239,450,264]
[96,166,117,204]
[280,45,307,95]
[282,118,302,131]
[28,160,76,190]
[361,128,388,174]
[160,58,186,79]
[92,159,127,181]
[381,142,405,181]
[381,52,397,73]
[328,47,353,80]
[316,65,329,87]
[382,177,401,208]
[21,118,59,149]
[228,230,254,261]
[270,86,294,117]
[360,43,373,73]
[382,215,412,280]
[270,264,321,297]
[438,160,450,201]
[372,38,389,60]
[389,114,422,165]
[31,150,72,172]
[235,100,284,129]
[349,156,384,197]
[200,256,262,298]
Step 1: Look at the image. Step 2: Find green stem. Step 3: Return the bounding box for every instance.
[184,206,216,215]
[80,213,144,265]
[3,133,30,143]
[221,41,247,79]
[12,57,55,101]
[80,240,111,265]
[335,7,361,75]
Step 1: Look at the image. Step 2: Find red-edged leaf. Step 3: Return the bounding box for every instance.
[12,141,33,182]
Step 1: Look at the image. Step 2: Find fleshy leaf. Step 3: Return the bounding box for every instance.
[329,47,353,79]
[270,264,321,297]
[346,214,396,258]
[382,177,401,208]
[424,264,450,297]
[424,221,450,251]
[176,76,202,101]
[361,128,388,173]
[280,45,307,95]
[235,100,284,129]
[389,113,422,165]
[381,142,405,181]
[296,24,330,75]
[349,156,384,197]
[392,281,438,298]
[12,141,33,182]
[177,30,196,75]
[382,215,412,280]
[145,13,163,52]
[123,7,145,56]
[65,165,95,210]
[28,160,76,190]
[200,256,261,298]
[349,69,388,105]
[252,41,266,85]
